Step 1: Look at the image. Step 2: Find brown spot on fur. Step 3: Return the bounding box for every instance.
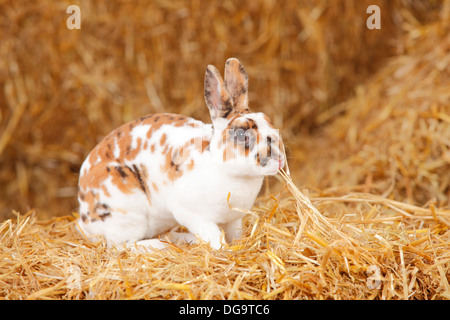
[160,133,167,146]
[101,185,111,198]
[111,166,144,194]
[160,137,205,181]
[162,147,184,181]
[140,164,149,181]
[82,190,108,222]
[201,140,210,153]
[187,159,195,171]
[228,117,257,131]
[226,110,251,121]
[145,114,191,139]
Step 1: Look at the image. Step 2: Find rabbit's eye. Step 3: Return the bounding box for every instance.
[234,129,249,147]
[235,129,246,141]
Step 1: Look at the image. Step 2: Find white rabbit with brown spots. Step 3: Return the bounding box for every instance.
[77,58,285,250]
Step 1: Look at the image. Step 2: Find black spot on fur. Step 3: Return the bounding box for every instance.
[94,203,112,221]
[222,105,233,118]
[115,166,127,178]
[266,137,272,157]
[99,211,111,221]
[170,160,180,171]
[239,83,247,95]
[130,164,147,193]
[139,114,153,122]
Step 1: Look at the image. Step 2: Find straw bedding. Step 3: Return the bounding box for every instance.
[0,1,449,299]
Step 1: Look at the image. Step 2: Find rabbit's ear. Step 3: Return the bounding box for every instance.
[224,58,248,112]
[204,65,234,122]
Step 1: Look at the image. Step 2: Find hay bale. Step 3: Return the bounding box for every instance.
[294,3,450,207]
[0,0,441,219]
[1,173,448,300]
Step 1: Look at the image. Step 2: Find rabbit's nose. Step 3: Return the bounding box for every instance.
[278,158,285,169]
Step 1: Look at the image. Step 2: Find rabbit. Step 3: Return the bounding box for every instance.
[77,58,285,250]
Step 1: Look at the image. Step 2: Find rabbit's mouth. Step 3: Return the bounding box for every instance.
[257,156,285,176]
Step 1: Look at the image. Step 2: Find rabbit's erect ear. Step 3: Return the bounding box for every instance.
[204,65,234,121]
[224,58,248,112]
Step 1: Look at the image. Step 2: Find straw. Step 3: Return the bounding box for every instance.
[1,0,449,300]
